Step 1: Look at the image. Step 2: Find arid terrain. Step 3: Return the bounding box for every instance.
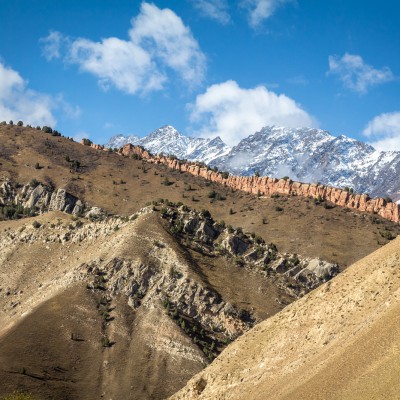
[0,125,399,399]
[172,236,400,400]
[1,125,398,267]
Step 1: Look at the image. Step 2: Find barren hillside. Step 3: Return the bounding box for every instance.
[1,125,398,268]
[172,236,400,400]
[0,201,337,399]
[1,124,400,399]
[0,211,210,399]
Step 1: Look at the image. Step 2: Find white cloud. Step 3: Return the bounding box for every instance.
[0,61,79,127]
[40,31,66,61]
[0,61,56,126]
[42,2,205,95]
[241,0,292,28]
[328,53,394,94]
[363,111,400,151]
[69,36,164,94]
[189,80,316,146]
[192,0,230,24]
[129,3,205,85]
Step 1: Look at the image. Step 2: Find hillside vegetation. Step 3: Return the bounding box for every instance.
[1,124,398,268]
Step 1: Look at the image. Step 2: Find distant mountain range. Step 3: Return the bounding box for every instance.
[106,125,230,164]
[106,125,400,201]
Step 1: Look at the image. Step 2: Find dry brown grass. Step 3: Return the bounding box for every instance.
[1,125,399,400]
[1,125,398,269]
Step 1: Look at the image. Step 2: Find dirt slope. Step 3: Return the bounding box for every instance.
[0,211,209,399]
[0,205,314,399]
[171,237,400,400]
[1,124,399,268]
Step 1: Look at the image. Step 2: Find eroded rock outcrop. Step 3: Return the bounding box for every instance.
[0,179,103,219]
[160,203,339,298]
[109,143,400,224]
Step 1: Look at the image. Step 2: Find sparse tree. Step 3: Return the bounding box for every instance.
[82,138,92,146]
[42,126,53,133]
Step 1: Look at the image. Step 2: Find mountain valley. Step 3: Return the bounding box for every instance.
[0,123,399,399]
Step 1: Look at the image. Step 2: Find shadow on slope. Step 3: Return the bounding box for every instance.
[172,237,400,400]
[0,206,315,399]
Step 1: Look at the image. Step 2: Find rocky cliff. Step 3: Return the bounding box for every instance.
[84,142,399,224]
[160,202,338,299]
[0,179,103,220]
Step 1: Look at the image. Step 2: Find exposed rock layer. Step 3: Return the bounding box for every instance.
[0,180,102,219]
[82,141,400,224]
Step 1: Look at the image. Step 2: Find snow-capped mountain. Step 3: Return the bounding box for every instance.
[106,125,400,201]
[210,126,400,201]
[105,125,231,164]
[107,134,140,149]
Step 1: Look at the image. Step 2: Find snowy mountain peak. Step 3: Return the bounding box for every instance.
[145,125,184,141]
[212,126,400,201]
[105,124,400,201]
[105,126,231,164]
[106,134,140,149]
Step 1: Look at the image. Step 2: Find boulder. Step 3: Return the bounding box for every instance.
[223,235,249,256]
[24,184,49,209]
[49,189,79,213]
[184,217,199,234]
[303,259,339,281]
[196,221,217,243]
[85,207,103,219]
[270,257,289,273]
[72,200,84,216]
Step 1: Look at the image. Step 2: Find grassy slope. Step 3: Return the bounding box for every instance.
[1,125,398,269]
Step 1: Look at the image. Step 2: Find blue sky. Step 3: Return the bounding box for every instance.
[0,0,399,149]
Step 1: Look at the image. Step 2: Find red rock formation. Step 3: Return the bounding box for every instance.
[82,142,400,224]
[91,143,107,151]
[118,144,151,159]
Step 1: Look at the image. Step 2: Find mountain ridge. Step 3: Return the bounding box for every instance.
[106,125,400,201]
[87,141,400,224]
[106,125,231,165]
[1,123,399,399]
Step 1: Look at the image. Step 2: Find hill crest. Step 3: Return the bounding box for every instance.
[83,139,400,224]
